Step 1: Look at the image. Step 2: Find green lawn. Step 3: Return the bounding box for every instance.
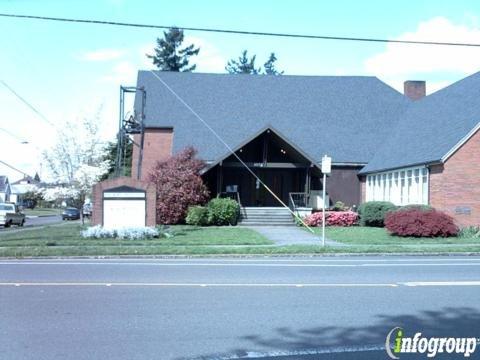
[1,223,480,257]
[319,226,480,245]
[22,208,63,216]
[0,224,273,257]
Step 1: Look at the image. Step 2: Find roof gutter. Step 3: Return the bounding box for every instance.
[358,161,441,176]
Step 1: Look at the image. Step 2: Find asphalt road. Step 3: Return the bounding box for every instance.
[25,215,64,227]
[1,257,480,360]
[0,215,64,232]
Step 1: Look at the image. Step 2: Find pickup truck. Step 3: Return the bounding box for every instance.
[0,203,25,227]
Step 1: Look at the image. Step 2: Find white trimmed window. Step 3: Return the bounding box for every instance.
[366,166,429,206]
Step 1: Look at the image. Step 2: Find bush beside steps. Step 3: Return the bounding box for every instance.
[186,197,240,226]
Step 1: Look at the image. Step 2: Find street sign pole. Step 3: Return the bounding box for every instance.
[321,155,331,247]
[322,172,326,247]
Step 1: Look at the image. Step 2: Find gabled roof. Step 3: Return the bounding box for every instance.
[135,71,410,165]
[360,71,480,174]
[202,125,322,173]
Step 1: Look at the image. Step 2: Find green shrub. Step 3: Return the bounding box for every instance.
[458,226,480,238]
[401,204,433,211]
[185,206,208,226]
[207,198,239,225]
[358,201,397,227]
[331,201,348,211]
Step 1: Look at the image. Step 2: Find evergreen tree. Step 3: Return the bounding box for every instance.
[147,27,200,72]
[263,52,284,75]
[225,50,260,74]
[226,50,284,75]
[100,139,133,180]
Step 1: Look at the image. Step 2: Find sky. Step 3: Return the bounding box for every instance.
[1,0,480,182]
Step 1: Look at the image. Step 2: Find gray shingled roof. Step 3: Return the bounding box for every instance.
[360,71,480,174]
[135,71,410,165]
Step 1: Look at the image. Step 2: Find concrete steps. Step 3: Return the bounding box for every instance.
[238,207,295,226]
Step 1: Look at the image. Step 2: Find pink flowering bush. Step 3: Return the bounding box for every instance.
[304,211,358,227]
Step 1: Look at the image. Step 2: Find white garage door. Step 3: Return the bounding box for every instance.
[103,199,146,228]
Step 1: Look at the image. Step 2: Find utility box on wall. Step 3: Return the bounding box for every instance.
[92,177,156,227]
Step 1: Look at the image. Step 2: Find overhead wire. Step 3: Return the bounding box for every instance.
[0,80,56,128]
[0,159,31,177]
[1,13,480,47]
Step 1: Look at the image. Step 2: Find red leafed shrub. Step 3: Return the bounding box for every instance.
[304,211,358,227]
[384,208,458,237]
[148,147,210,224]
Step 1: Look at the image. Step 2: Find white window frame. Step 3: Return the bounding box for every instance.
[366,166,429,206]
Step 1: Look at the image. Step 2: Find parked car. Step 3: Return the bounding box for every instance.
[62,207,80,220]
[0,202,25,227]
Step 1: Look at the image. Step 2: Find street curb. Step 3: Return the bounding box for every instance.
[1,252,480,260]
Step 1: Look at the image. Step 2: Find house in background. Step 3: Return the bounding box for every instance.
[0,176,11,202]
[10,175,40,205]
[130,71,480,226]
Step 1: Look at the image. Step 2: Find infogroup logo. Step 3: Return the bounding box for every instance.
[385,327,479,359]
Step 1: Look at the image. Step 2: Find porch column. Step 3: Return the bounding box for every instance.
[305,166,311,194]
[216,162,223,195]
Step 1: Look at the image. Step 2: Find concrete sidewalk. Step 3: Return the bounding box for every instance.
[247,226,346,247]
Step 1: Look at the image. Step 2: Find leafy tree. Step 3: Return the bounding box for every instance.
[263,52,283,75]
[147,27,200,72]
[148,147,210,224]
[42,109,109,209]
[225,50,260,74]
[22,190,44,209]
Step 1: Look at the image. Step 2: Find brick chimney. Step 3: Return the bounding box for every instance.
[404,80,426,100]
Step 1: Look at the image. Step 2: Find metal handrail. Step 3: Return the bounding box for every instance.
[289,192,310,212]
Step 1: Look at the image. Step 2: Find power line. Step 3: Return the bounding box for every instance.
[0,128,29,144]
[0,128,44,152]
[0,159,31,177]
[2,13,480,47]
[0,80,56,128]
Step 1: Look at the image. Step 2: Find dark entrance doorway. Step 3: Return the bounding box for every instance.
[202,128,322,207]
[222,167,305,206]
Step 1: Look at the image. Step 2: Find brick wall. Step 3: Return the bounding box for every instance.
[91,177,156,226]
[430,128,480,227]
[131,128,174,181]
